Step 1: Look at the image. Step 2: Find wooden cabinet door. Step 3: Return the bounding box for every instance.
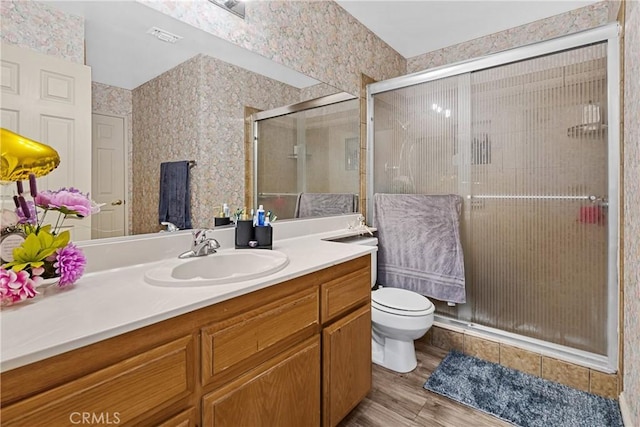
[203,336,321,427]
[322,305,371,427]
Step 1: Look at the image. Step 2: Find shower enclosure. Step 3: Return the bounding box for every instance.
[253,93,360,220]
[367,25,620,371]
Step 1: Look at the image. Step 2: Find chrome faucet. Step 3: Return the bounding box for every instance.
[178,229,220,259]
[161,221,179,232]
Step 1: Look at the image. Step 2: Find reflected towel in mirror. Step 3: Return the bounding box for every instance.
[294,193,358,218]
[158,161,192,229]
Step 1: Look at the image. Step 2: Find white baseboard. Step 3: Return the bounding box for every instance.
[619,391,635,427]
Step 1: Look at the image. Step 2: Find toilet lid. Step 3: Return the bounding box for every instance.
[372,287,434,315]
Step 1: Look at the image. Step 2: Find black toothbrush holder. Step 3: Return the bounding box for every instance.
[235,220,254,248]
[235,222,272,249]
[254,225,273,249]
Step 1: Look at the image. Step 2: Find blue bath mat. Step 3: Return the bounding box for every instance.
[424,351,623,427]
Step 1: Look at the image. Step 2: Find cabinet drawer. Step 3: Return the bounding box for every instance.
[202,287,318,386]
[1,335,195,427]
[321,266,370,324]
[156,407,198,427]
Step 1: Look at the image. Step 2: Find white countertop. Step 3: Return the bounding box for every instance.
[0,218,376,372]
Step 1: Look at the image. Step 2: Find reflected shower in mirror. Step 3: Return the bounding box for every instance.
[253,93,360,220]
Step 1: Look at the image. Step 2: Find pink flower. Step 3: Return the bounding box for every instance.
[54,244,86,287]
[35,189,92,217]
[0,268,38,304]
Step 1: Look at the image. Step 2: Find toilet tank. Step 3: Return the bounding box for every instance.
[328,235,378,287]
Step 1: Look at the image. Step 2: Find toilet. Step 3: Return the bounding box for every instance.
[353,236,435,373]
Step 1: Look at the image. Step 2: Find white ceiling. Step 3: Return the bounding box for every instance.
[48,1,322,90]
[337,0,599,58]
[47,1,599,91]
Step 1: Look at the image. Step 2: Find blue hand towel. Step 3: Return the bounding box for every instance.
[158,161,192,229]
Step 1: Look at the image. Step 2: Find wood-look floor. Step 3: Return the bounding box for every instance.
[338,339,512,427]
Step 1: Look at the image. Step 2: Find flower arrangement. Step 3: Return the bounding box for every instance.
[0,173,100,306]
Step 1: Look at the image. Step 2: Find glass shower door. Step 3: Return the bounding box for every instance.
[371,41,611,356]
[467,43,609,354]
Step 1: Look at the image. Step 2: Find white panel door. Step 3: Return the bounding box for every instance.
[1,42,92,241]
[92,113,126,239]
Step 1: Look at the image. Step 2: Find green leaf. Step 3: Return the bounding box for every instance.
[4,228,67,272]
[54,230,70,247]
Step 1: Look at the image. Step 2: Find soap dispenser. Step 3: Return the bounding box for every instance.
[257,205,265,226]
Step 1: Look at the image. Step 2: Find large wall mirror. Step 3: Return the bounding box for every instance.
[2,0,356,241]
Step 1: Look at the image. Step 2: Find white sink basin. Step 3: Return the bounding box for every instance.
[144,250,289,287]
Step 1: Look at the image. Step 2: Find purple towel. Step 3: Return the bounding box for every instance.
[294,193,358,218]
[373,193,466,303]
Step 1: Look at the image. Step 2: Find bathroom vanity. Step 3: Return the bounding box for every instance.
[0,218,374,427]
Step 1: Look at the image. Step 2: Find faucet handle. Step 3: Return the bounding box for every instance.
[193,228,215,244]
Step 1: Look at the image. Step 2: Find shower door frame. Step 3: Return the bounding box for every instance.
[366,23,621,372]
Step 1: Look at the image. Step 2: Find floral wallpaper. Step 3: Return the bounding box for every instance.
[132,54,300,234]
[623,0,640,422]
[0,0,83,64]
[91,82,134,235]
[136,0,406,96]
[407,2,610,72]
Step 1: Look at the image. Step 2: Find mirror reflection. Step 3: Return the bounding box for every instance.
[1,0,353,241]
[255,95,360,220]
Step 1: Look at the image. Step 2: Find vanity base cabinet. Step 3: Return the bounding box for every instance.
[322,305,372,427]
[202,336,321,427]
[0,255,371,427]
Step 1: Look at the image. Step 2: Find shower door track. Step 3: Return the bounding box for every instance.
[468,194,605,201]
[366,23,621,372]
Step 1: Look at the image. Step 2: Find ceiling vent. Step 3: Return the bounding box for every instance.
[146,27,183,44]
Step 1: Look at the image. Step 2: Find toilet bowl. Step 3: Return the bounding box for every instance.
[348,236,435,373]
[371,287,434,373]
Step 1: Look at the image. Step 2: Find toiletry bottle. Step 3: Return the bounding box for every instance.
[257,205,265,226]
[223,203,230,218]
